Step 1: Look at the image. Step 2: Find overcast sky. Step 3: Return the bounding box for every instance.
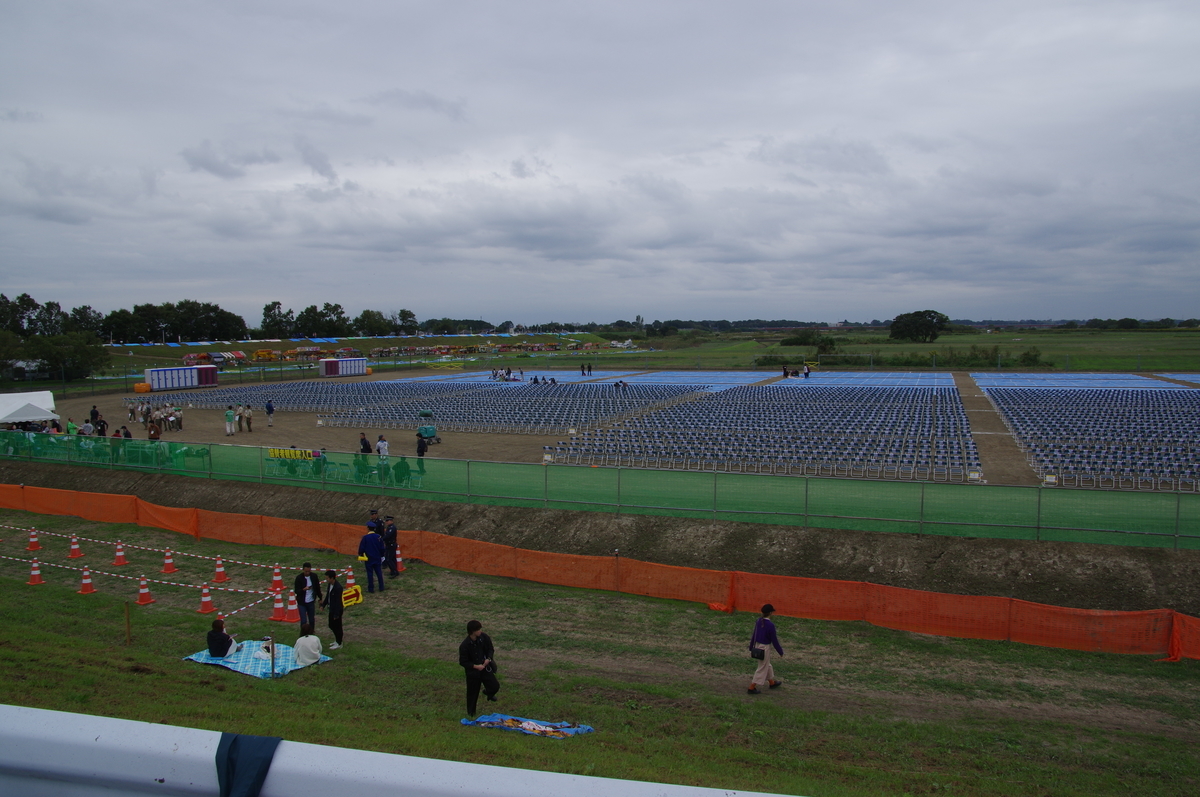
[1,1,1197,326]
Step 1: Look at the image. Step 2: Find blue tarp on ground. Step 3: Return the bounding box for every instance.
[185,642,330,679]
[460,713,594,738]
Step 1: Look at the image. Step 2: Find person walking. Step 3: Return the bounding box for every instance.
[359,433,372,454]
[265,399,275,426]
[376,434,389,458]
[458,619,500,717]
[416,434,428,474]
[747,603,784,694]
[243,405,253,432]
[236,404,245,432]
[224,406,236,436]
[320,569,344,649]
[358,524,386,593]
[382,516,399,578]
[294,562,323,628]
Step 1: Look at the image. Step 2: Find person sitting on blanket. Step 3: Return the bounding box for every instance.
[207,618,239,657]
[294,623,323,666]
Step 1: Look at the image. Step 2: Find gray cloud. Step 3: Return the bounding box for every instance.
[2,109,43,123]
[364,88,466,121]
[294,137,337,182]
[1,1,1197,324]
[180,141,246,179]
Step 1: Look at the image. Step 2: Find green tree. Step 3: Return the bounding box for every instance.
[101,309,139,343]
[22,332,110,379]
[0,330,21,376]
[889,310,950,343]
[388,310,419,335]
[353,309,393,337]
[0,293,40,336]
[1116,317,1140,330]
[260,302,295,338]
[65,305,105,335]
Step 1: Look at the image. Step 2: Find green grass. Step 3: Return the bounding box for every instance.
[1,508,1199,796]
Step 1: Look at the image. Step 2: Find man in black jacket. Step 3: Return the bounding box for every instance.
[382,517,399,578]
[294,562,323,628]
[458,619,499,717]
[320,570,344,649]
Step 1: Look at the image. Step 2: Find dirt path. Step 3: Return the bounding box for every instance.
[1140,373,1200,387]
[952,372,1040,486]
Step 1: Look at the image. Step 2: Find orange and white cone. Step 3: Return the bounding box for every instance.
[112,541,128,566]
[26,528,41,552]
[212,558,230,583]
[27,559,45,585]
[345,569,357,589]
[77,568,96,595]
[395,548,406,573]
[283,590,300,623]
[161,549,178,574]
[268,591,286,621]
[135,575,156,605]
[197,583,217,614]
[68,535,85,559]
[269,565,283,593]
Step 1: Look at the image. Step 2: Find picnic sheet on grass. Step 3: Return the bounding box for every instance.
[184,642,330,679]
[461,713,594,738]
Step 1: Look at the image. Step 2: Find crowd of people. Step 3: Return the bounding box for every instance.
[201,505,786,717]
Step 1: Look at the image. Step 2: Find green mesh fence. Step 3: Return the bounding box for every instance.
[3,430,1198,549]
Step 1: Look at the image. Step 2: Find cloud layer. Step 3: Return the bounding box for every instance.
[1,1,1197,324]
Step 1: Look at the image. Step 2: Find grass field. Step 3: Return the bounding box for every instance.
[9,327,1198,402]
[1,508,1198,796]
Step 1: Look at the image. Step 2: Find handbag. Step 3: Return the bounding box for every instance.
[749,619,765,660]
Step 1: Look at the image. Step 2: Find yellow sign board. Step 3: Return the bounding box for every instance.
[341,584,364,607]
[268,448,320,460]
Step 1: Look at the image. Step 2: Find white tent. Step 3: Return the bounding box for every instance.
[0,391,58,424]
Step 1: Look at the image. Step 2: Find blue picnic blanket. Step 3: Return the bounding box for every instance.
[184,642,330,679]
[460,713,594,738]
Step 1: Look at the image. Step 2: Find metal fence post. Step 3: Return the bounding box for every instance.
[804,476,809,528]
[1035,486,1042,542]
[713,472,718,523]
[466,460,471,499]
[1176,491,1181,551]
[918,482,925,534]
[616,467,622,516]
[544,462,548,508]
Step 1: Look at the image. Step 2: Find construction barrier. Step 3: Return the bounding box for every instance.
[0,483,1196,661]
[4,430,1200,550]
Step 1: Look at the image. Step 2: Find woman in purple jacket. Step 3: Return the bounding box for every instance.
[748,603,784,694]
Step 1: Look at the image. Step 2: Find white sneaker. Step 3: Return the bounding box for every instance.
[329,642,341,649]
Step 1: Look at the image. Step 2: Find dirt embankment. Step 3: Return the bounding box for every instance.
[4,460,1200,615]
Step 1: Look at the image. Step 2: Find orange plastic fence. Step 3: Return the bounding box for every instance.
[1,483,1196,661]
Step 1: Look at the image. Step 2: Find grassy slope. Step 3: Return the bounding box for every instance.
[1,508,1198,797]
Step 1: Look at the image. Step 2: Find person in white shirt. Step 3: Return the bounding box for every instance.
[294,623,323,666]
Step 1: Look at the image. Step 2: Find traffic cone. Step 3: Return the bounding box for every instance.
[68,535,84,559]
[197,583,217,614]
[112,541,128,566]
[212,558,230,583]
[345,569,357,589]
[267,591,286,621]
[395,548,406,573]
[26,528,41,552]
[135,575,156,605]
[161,549,178,574]
[27,559,45,585]
[269,565,283,593]
[77,568,96,595]
[283,590,300,623]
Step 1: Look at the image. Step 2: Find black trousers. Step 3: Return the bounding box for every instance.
[328,614,343,644]
[465,669,500,716]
